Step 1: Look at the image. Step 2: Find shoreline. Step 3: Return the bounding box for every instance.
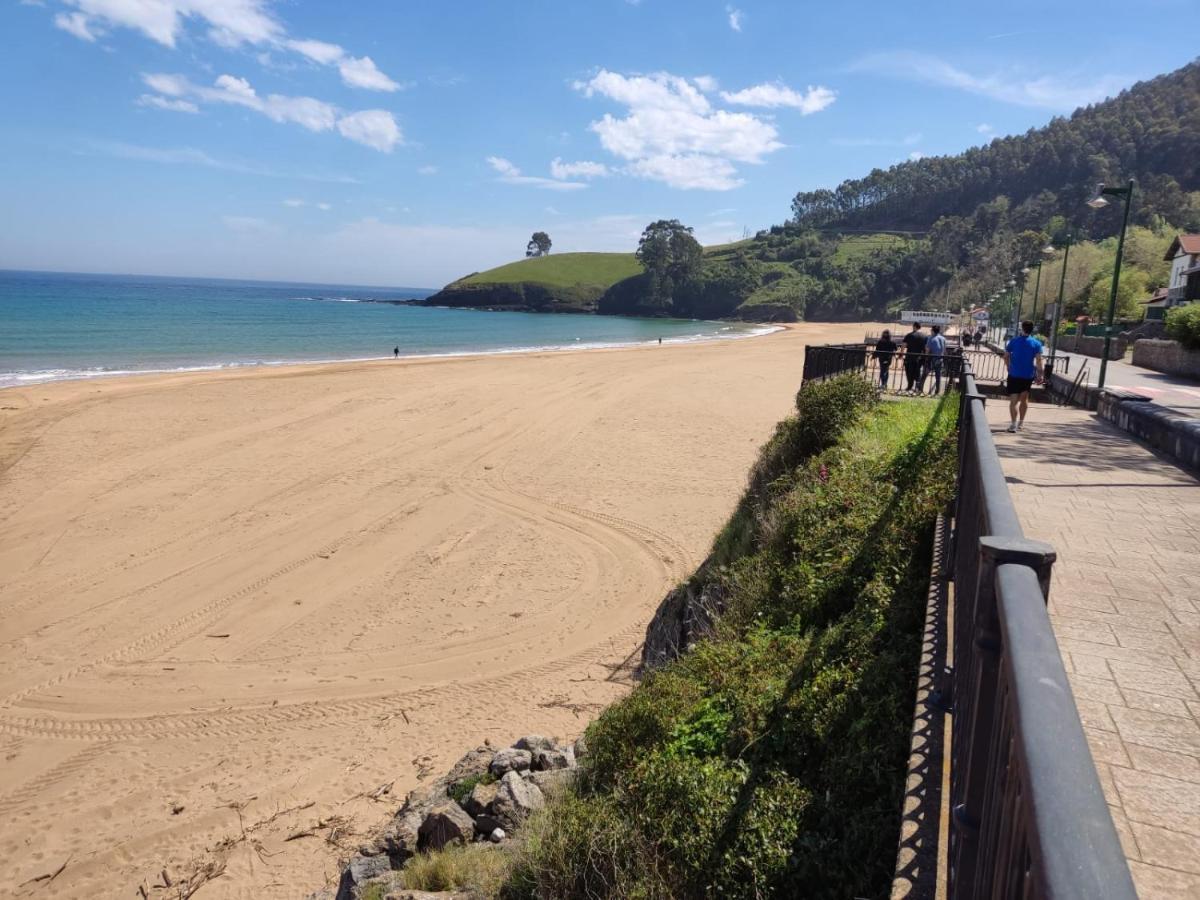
[0,321,786,393]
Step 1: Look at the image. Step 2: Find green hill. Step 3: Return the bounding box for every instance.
[459,252,642,290]
[425,252,643,313]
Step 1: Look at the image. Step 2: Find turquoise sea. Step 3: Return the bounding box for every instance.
[0,270,773,389]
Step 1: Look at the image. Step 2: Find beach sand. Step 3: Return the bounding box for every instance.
[0,321,876,898]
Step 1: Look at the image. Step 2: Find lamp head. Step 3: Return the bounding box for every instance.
[1087,182,1111,209]
[1041,244,1056,256]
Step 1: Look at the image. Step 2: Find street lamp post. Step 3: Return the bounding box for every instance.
[1087,180,1135,390]
[1030,245,1054,331]
[1048,233,1072,367]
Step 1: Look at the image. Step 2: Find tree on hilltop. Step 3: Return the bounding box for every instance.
[636,219,703,309]
[526,232,552,257]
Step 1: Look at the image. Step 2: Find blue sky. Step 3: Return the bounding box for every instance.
[1,0,1195,288]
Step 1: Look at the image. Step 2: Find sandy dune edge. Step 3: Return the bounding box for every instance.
[0,322,875,898]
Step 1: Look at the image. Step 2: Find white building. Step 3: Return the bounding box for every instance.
[1164,234,1200,305]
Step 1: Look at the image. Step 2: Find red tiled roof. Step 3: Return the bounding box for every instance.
[1165,234,1200,259]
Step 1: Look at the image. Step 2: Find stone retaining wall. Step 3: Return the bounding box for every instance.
[1130,339,1200,379]
[1097,390,1200,474]
[1068,333,1127,360]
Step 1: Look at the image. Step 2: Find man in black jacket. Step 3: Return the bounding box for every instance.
[900,322,927,393]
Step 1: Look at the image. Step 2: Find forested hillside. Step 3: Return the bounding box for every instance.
[791,61,1200,235]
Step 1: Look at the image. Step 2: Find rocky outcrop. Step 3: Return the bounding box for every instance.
[314,736,580,900]
[421,282,599,314]
[734,302,799,323]
[642,559,728,671]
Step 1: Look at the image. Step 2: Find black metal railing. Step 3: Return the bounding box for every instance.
[947,363,1135,899]
[800,343,868,383]
[804,342,1068,393]
[800,347,1136,899]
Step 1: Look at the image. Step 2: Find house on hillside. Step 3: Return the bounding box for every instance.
[1165,234,1200,306]
[1141,287,1170,320]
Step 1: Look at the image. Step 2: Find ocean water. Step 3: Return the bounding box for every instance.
[0,270,773,389]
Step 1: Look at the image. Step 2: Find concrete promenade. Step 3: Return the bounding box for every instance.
[987,400,1200,898]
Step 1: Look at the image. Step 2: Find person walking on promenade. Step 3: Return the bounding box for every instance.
[900,322,927,393]
[873,329,898,391]
[1004,320,1045,433]
[926,324,947,395]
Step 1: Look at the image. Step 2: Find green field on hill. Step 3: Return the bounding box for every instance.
[458,252,642,289]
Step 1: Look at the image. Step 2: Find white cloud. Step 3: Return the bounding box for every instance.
[976,122,994,134]
[632,155,742,191]
[848,51,1130,111]
[550,158,610,180]
[574,69,791,190]
[59,0,281,48]
[140,73,403,151]
[726,5,743,32]
[283,198,305,207]
[693,75,719,93]
[418,165,439,175]
[720,82,836,114]
[337,55,402,92]
[51,1,402,93]
[336,109,403,152]
[54,10,97,40]
[137,93,199,113]
[288,38,343,64]
[316,202,332,211]
[908,151,926,161]
[487,156,587,191]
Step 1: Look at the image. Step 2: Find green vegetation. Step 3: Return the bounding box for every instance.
[499,378,958,899]
[459,252,642,289]
[1165,304,1200,349]
[448,771,496,805]
[400,842,511,894]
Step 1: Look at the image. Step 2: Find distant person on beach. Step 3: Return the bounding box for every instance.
[658,337,662,345]
[900,322,927,393]
[1004,320,1044,433]
[394,346,399,358]
[872,329,898,390]
[926,324,947,395]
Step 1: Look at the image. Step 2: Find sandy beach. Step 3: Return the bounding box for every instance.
[0,322,874,898]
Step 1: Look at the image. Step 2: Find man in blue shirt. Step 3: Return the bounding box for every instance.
[1004,320,1045,432]
[926,324,947,395]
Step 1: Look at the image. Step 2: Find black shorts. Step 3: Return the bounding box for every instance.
[1007,376,1034,395]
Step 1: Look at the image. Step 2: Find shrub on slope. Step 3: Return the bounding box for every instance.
[503,379,958,899]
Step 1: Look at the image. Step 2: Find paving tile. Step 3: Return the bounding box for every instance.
[1110,706,1200,759]
[1109,661,1200,702]
[1128,860,1200,900]
[1068,672,1126,706]
[1130,821,1200,875]
[1121,689,1194,719]
[1060,638,1183,673]
[1113,764,1200,836]
[1086,725,1132,767]
[1126,743,1200,784]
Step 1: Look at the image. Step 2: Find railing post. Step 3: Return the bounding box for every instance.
[950,535,1056,900]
